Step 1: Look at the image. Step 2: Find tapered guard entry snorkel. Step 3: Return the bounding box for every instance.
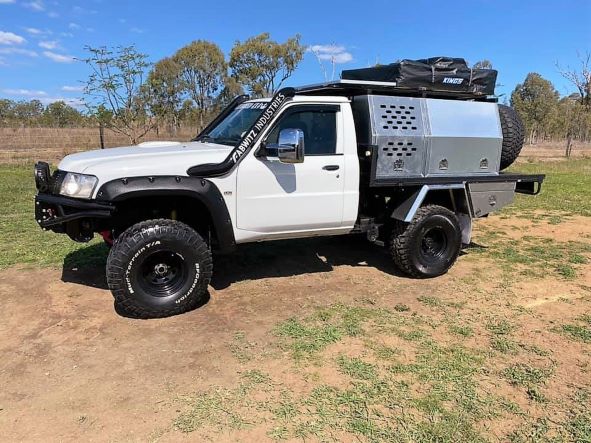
[187,87,295,177]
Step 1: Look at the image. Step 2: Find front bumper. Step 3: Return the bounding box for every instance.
[35,193,113,229]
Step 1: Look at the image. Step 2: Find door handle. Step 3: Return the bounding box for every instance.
[322,165,340,171]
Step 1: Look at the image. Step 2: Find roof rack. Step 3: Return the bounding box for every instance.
[294,80,498,102]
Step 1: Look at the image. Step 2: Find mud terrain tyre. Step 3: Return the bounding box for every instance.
[498,104,525,170]
[388,205,462,278]
[106,219,212,318]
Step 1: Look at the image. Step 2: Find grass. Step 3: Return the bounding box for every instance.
[229,331,256,363]
[448,324,474,337]
[507,388,591,442]
[502,363,553,387]
[559,314,591,344]
[170,258,588,442]
[368,342,400,360]
[486,318,517,335]
[176,302,570,442]
[485,318,525,356]
[562,325,591,343]
[218,304,498,441]
[274,304,392,361]
[0,164,107,269]
[510,158,591,216]
[174,370,272,433]
[491,337,518,354]
[417,295,465,310]
[336,355,377,380]
[526,386,547,403]
[474,232,591,280]
[275,317,343,360]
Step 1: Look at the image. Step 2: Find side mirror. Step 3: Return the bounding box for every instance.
[273,128,305,164]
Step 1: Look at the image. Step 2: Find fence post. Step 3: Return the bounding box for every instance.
[99,123,105,149]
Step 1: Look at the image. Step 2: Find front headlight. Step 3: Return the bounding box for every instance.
[59,173,98,199]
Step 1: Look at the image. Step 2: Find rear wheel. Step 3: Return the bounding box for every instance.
[388,205,462,278]
[106,219,212,318]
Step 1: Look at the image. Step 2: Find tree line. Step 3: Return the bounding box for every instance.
[0,36,588,154]
[0,99,93,127]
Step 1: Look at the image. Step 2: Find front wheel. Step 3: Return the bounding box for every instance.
[388,205,462,278]
[106,219,212,318]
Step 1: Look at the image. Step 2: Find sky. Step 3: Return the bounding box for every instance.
[0,0,589,108]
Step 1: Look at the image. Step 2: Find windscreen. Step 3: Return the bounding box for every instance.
[201,102,267,146]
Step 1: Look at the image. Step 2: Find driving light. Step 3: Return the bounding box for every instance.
[60,173,98,199]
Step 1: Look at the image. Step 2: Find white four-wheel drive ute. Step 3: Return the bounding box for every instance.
[34,57,544,318]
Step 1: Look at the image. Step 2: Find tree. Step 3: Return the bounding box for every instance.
[557,51,591,108]
[173,40,226,129]
[13,99,44,124]
[555,96,591,156]
[178,99,198,126]
[81,45,153,145]
[145,57,183,134]
[42,101,83,127]
[511,73,559,143]
[215,76,245,108]
[229,33,305,97]
[0,99,15,125]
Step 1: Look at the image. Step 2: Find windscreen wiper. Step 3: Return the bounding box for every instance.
[212,137,240,146]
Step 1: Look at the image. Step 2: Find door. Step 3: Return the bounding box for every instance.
[236,104,344,234]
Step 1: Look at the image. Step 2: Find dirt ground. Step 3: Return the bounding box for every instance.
[1,214,590,442]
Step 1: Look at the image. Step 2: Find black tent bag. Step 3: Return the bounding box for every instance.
[342,57,497,96]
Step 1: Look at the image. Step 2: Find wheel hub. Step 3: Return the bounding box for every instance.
[154,263,169,277]
[420,227,447,259]
[137,251,188,297]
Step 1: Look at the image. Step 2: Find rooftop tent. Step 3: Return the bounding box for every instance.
[341,57,497,96]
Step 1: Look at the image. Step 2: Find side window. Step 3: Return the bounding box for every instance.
[266,107,338,155]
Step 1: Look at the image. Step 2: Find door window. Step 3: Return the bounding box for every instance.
[265,106,338,156]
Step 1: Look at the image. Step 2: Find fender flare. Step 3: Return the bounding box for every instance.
[96,176,235,252]
[390,184,472,244]
[390,184,468,222]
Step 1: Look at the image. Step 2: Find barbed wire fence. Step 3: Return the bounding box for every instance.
[1,124,590,165]
[0,125,199,164]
